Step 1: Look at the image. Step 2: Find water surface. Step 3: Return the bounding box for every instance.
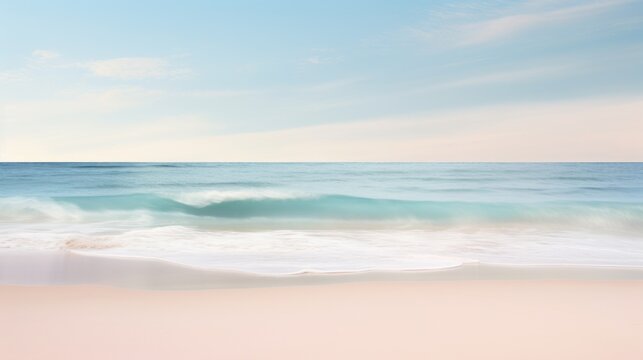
[1,162,642,274]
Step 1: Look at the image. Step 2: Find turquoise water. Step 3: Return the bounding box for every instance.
[1,163,642,273]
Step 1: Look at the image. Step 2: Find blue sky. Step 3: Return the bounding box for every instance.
[1,0,642,161]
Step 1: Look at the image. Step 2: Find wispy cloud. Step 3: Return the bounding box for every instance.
[31,49,60,61]
[81,57,191,79]
[461,0,629,45]
[0,49,61,82]
[303,49,342,65]
[414,0,630,47]
[182,89,260,98]
[302,77,364,92]
[0,69,27,83]
[2,52,193,83]
[438,65,568,88]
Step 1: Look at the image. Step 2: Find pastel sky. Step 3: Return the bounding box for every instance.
[1,0,642,161]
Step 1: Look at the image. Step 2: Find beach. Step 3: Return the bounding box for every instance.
[1,163,642,359]
[2,279,643,360]
[2,252,643,359]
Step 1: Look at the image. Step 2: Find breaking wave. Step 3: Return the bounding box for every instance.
[0,191,640,234]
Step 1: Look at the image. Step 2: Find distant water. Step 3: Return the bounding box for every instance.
[1,162,642,274]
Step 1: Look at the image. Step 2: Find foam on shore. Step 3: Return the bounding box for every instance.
[2,250,643,290]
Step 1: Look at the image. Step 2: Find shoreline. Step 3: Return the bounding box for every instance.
[2,250,643,289]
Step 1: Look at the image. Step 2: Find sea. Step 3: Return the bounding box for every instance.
[1,162,642,274]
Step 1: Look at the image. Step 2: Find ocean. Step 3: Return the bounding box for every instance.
[1,162,642,274]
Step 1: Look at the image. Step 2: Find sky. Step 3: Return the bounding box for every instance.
[0,0,642,161]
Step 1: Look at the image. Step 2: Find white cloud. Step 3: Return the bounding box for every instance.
[31,49,60,60]
[304,49,341,65]
[0,69,27,83]
[305,56,324,65]
[183,89,260,98]
[415,0,629,46]
[0,50,60,82]
[438,65,567,88]
[2,52,191,81]
[302,78,364,92]
[463,0,627,45]
[82,57,190,79]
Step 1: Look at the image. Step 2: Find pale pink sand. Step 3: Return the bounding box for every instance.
[1,281,643,360]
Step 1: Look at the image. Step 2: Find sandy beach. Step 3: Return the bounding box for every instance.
[2,279,642,360]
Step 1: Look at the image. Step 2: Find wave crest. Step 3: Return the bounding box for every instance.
[169,189,311,207]
[2,192,641,235]
[0,197,84,222]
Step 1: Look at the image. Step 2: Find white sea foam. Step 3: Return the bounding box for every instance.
[168,189,313,207]
[0,197,84,222]
[2,224,642,274]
